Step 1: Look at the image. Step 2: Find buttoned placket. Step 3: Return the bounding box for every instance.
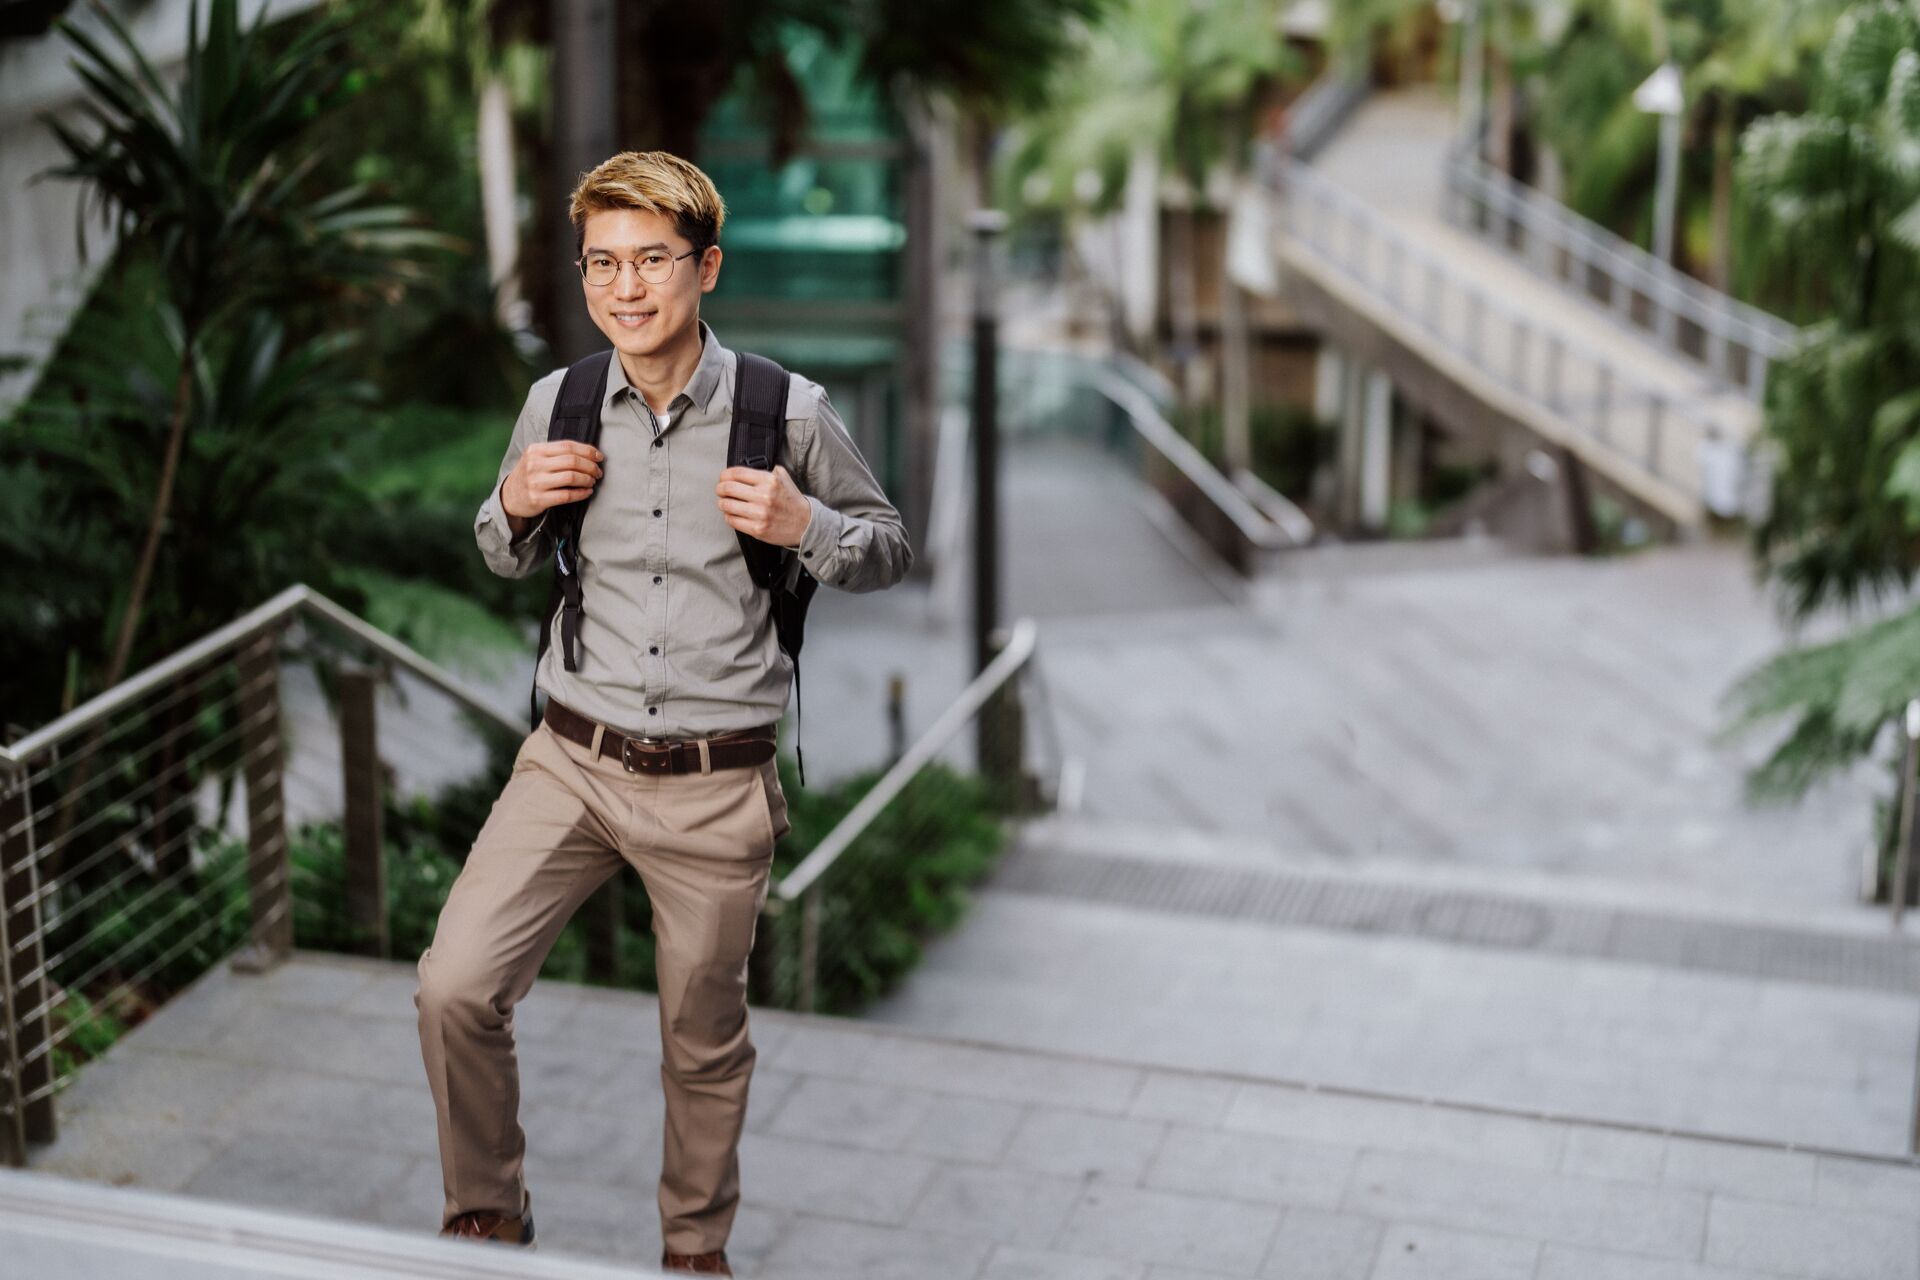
[631,388,676,731]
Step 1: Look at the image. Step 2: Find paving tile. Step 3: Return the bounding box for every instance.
[860,1034,1143,1113]
[52,1047,269,1137]
[759,1016,890,1078]
[1557,1125,1665,1183]
[1344,1150,1706,1259]
[1257,1206,1386,1280]
[984,1245,1147,1279]
[904,1094,1028,1163]
[906,1164,1087,1247]
[1003,1107,1169,1183]
[766,1075,939,1151]
[201,1004,427,1084]
[740,1067,806,1134]
[182,1136,414,1220]
[556,986,666,1056]
[735,1130,939,1224]
[216,1068,437,1156]
[244,955,384,1010]
[1053,1183,1283,1275]
[1368,1220,1538,1279]
[1659,1135,1816,1204]
[1537,1243,1789,1280]
[1144,1124,1354,1209]
[1224,1084,1565,1172]
[1128,1071,1238,1126]
[1812,1154,1920,1217]
[519,1024,635,1102]
[754,1214,990,1280]
[1704,1194,1920,1280]
[29,1113,227,1194]
[523,1097,663,1185]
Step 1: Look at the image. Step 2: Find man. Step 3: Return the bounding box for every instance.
[413,150,912,1276]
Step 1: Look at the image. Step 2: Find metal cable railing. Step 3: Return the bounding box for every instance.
[1274,155,1735,521]
[0,585,527,1167]
[1441,145,1799,402]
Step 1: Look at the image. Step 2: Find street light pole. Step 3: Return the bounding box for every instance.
[969,208,1008,679]
[1634,62,1685,268]
[968,207,1021,799]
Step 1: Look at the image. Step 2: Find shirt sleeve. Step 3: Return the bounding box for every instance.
[787,385,914,592]
[475,381,554,579]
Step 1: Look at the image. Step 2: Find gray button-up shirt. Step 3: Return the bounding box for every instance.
[475,320,912,738]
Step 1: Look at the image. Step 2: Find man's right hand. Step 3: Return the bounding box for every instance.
[502,441,605,535]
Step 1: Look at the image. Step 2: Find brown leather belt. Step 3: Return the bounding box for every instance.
[542,698,777,776]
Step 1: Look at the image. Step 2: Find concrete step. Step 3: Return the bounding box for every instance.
[858,819,1920,1158]
[28,951,1920,1278]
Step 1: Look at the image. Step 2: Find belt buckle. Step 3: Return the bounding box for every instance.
[620,735,669,774]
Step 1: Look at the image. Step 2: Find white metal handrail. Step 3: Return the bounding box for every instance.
[1442,146,1799,401]
[1274,155,1732,517]
[0,585,523,769]
[772,617,1038,904]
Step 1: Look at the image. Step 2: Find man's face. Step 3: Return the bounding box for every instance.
[578,207,721,359]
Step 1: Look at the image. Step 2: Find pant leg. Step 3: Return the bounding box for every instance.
[413,720,625,1229]
[628,756,784,1255]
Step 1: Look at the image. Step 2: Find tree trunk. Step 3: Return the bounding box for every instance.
[1709,91,1735,293]
[1167,201,1204,402]
[103,349,196,691]
[476,75,524,332]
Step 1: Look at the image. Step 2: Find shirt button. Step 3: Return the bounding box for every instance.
[652,508,662,517]
[651,439,662,449]
[648,706,658,715]
[652,575,662,585]
[649,645,659,655]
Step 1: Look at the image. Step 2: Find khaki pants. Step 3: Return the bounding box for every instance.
[413,714,789,1254]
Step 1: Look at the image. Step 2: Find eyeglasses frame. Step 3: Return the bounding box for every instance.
[574,245,705,288]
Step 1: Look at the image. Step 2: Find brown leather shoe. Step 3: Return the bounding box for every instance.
[660,1247,732,1275]
[440,1187,535,1246]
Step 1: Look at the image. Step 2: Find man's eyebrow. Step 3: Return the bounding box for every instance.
[583,241,671,254]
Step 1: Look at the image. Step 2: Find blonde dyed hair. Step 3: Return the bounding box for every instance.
[569,151,726,254]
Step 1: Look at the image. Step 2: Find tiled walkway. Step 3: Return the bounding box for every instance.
[29,951,1920,1279]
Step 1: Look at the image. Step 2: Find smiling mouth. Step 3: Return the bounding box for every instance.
[611,311,655,329]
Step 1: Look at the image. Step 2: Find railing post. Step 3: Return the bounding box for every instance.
[1546,335,1566,412]
[798,888,820,1015]
[1594,365,1614,445]
[231,628,292,974]
[1646,395,1667,476]
[1510,321,1530,394]
[0,765,53,1151]
[339,666,388,959]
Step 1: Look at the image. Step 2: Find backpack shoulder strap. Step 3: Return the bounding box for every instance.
[728,351,791,591]
[528,349,614,730]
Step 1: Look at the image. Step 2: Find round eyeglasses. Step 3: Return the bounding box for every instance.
[575,247,701,287]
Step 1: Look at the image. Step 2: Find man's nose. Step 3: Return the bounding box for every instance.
[614,260,648,298]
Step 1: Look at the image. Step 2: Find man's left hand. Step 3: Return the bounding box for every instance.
[716,464,811,547]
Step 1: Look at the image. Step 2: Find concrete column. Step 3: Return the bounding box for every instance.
[1359,368,1394,531]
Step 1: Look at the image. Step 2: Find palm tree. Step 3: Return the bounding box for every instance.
[1721,0,1920,898]
[1002,0,1299,405]
[33,0,454,694]
[1536,0,1843,286]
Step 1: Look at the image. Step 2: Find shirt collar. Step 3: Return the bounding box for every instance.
[602,319,729,418]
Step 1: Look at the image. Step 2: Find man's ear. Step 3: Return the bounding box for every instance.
[700,244,723,293]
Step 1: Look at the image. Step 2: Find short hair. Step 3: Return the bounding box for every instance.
[569,151,726,255]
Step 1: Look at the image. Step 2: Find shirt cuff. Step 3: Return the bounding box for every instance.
[476,477,548,576]
[793,494,841,567]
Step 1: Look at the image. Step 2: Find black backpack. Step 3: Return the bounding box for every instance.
[526,346,821,781]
